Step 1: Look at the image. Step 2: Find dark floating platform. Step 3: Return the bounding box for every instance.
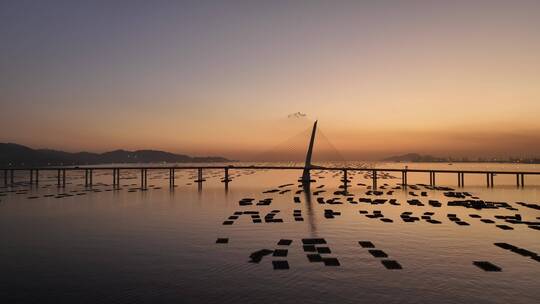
[273,249,288,257]
[494,242,515,250]
[358,241,375,248]
[473,261,502,272]
[317,247,331,254]
[278,183,294,188]
[216,238,229,244]
[303,245,316,252]
[302,238,327,245]
[448,199,513,210]
[249,249,273,263]
[257,198,273,206]
[494,242,539,260]
[277,239,292,246]
[381,260,402,270]
[516,202,540,211]
[307,254,323,262]
[322,257,340,266]
[429,200,442,207]
[272,260,290,270]
[368,249,388,258]
[239,201,252,206]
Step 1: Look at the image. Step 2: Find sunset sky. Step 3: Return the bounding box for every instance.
[1,1,540,160]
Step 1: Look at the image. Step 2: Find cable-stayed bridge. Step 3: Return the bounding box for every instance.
[2,121,539,189]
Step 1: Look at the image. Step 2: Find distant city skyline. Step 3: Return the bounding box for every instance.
[2,1,540,160]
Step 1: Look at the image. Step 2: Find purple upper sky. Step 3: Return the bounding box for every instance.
[1,1,540,159]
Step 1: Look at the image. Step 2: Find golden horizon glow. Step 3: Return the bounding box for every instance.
[1,1,540,160]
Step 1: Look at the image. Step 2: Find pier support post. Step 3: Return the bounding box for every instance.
[112,169,120,187]
[520,174,524,188]
[85,169,88,186]
[3,170,7,186]
[343,169,348,192]
[401,170,407,187]
[89,169,93,186]
[29,169,33,184]
[195,168,205,184]
[224,168,230,184]
[62,169,66,187]
[516,174,520,187]
[486,173,494,188]
[140,169,147,189]
[458,173,461,187]
[112,169,116,186]
[169,168,175,187]
[35,170,38,184]
[10,169,14,185]
[458,173,465,187]
[224,167,230,190]
[372,169,377,189]
[402,170,408,187]
[57,169,61,186]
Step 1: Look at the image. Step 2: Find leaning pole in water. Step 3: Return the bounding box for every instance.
[301,120,318,183]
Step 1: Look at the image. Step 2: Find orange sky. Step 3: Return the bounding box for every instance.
[1,1,539,160]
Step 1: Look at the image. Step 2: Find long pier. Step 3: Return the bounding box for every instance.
[1,165,538,189]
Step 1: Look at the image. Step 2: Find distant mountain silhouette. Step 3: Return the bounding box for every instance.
[382,153,540,164]
[0,143,230,166]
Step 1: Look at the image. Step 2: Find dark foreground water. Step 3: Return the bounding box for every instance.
[1,162,539,303]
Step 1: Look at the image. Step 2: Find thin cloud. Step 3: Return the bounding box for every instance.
[287,112,307,119]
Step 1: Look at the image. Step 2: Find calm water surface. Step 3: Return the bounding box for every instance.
[1,162,539,303]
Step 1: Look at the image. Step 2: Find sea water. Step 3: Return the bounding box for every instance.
[1,162,539,303]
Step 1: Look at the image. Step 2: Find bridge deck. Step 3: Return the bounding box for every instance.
[1,165,540,175]
[1,165,538,188]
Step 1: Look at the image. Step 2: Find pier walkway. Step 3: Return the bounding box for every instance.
[2,165,538,189]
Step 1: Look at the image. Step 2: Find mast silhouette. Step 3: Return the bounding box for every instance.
[302,120,317,182]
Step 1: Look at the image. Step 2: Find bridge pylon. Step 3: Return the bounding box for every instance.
[301,120,317,183]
